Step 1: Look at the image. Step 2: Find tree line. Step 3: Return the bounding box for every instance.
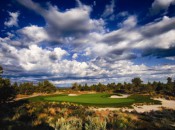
[71,77,175,96]
[0,66,57,104]
[13,80,57,95]
[1,64,175,104]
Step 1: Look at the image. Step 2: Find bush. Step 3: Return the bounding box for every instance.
[85,116,107,130]
[51,117,82,130]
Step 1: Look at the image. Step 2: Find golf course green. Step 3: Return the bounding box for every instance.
[28,93,161,107]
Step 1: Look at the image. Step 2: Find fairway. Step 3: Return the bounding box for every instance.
[28,93,161,107]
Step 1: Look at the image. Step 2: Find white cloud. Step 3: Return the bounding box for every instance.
[75,0,83,7]
[102,0,115,18]
[19,25,49,43]
[17,0,105,42]
[100,15,175,51]
[18,45,68,71]
[65,15,175,61]
[117,11,129,17]
[0,41,102,78]
[4,12,20,27]
[51,48,68,60]
[150,0,175,15]
[166,56,175,60]
[1,0,174,85]
[133,16,175,49]
[72,53,78,59]
[84,47,91,56]
[123,16,137,28]
[0,43,67,71]
[1,36,175,85]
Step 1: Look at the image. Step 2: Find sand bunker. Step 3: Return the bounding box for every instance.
[110,94,129,98]
[93,98,175,113]
[132,98,175,113]
[68,94,78,96]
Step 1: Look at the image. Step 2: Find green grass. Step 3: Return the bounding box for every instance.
[27,93,161,107]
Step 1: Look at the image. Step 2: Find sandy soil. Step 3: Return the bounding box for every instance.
[132,98,175,113]
[15,92,63,101]
[92,98,175,113]
[68,94,78,96]
[110,94,129,98]
[15,94,41,101]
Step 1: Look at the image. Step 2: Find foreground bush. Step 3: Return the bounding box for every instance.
[1,101,175,130]
[85,116,107,130]
[50,117,82,130]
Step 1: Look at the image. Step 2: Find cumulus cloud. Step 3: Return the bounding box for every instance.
[0,0,175,85]
[0,42,93,78]
[17,0,105,42]
[1,34,175,85]
[66,14,175,61]
[18,25,49,43]
[95,15,175,59]
[4,11,20,27]
[0,43,67,71]
[150,0,175,15]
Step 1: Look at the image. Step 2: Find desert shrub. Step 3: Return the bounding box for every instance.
[85,116,107,130]
[50,117,82,130]
[106,112,140,130]
[5,101,175,130]
[84,110,95,117]
[139,109,175,129]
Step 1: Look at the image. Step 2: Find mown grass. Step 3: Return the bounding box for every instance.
[27,93,161,107]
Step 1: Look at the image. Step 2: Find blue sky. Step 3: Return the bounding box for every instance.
[0,0,175,86]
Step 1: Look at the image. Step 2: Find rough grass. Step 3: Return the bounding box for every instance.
[27,93,161,107]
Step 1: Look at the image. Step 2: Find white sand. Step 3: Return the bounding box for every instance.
[110,94,129,98]
[92,98,175,113]
[132,104,162,113]
[132,98,175,113]
[68,94,78,96]
[156,98,175,109]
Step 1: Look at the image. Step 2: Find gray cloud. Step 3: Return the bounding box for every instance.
[150,0,175,15]
[17,0,105,42]
[142,46,175,58]
[141,16,175,38]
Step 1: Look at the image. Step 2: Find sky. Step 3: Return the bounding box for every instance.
[0,0,175,87]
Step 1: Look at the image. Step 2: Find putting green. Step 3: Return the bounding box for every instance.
[28,93,161,107]
[44,93,134,104]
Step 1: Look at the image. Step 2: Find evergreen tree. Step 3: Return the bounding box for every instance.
[131,77,143,92]
[0,66,16,104]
